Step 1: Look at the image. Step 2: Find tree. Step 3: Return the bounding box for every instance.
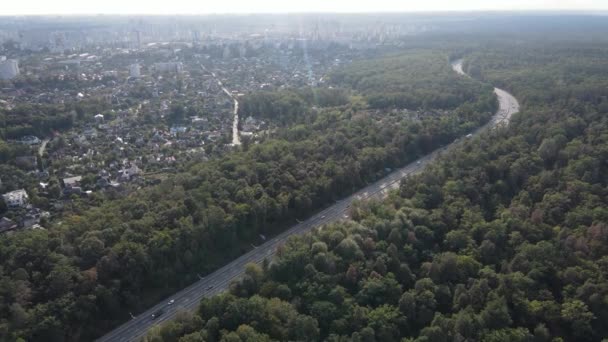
[367,305,403,342]
[289,315,320,341]
[168,104,186,124]
[336,238,363,261]
[561,300,595,339]
[481,298,512,330]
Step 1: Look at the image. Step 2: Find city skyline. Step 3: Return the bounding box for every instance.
[2,0,608,15]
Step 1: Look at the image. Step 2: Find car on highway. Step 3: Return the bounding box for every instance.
[321,215,326,219]
[417,161,421,165]
[167,299,175,305]
[151,308,165,319]
[206,285,214,290]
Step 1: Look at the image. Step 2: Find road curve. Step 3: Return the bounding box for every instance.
[452,59,520,126]
[97,59,519,342]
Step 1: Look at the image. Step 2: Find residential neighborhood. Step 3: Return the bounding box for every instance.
[0,25,368,233]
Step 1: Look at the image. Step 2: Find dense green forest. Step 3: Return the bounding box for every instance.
[238,52,495,126]
[330,52,491,111]
[0,100,111,140]
[0,51,495,341]
[143,41,608,341]
[238,88,350,125]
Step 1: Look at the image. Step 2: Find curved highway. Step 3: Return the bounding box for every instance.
[96,59,519,342]
[452,59,519,126]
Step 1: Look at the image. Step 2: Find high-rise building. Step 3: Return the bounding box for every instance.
[129,63,141,78]
[0,59,19,80]
[153,62,183,73]
[136,30,141,48]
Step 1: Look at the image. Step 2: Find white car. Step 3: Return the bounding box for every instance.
[167,299,175,305]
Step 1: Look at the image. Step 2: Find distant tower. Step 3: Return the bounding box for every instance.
[129,63,141,78]
[0,59,20,80]
[223,45,231,59]
[136,30,142,48]
[51,32,66,53]
[313,22,320,41]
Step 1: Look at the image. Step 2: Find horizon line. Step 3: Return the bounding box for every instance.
[1,9,608,17]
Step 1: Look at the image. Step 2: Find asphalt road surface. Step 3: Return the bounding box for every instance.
[96,60,520,342]
[203,65,241,146]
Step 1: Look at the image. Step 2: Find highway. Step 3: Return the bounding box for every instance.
[96,59,520,342]
[451,59,520,126]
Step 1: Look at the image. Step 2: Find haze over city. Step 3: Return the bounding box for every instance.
[2,0,608,15]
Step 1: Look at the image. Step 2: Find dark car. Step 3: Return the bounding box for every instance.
[151,308,165,319]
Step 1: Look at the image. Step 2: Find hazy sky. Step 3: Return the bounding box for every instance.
[2,0,608,15]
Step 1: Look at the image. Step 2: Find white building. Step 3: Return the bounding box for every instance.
[129,63,141,78]
[2,189,29,209]
[20,136,40,145]
[118,164,141,182]
[153,62,183,73]
[0,59,19,80]
[63,176,82,188]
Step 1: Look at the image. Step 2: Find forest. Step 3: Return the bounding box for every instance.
[238,88,349,126]
[0,50,495,341]
[330,52,493,112]
[142,40,608,341]
[0,99,111,140]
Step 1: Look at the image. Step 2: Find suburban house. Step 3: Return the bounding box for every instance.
[63,176,82,188]
[63,176,83,195]
[20,136,41,145]
[2,189,29,209]
[118,164,141,182]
